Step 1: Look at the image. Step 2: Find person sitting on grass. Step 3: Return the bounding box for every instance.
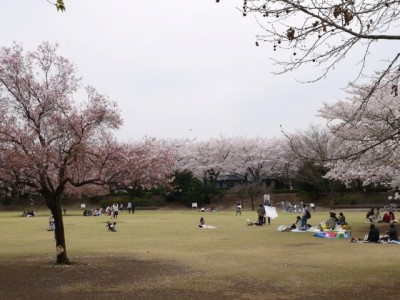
[199,217,205,228]
[326,212,336,230]
[47,214,55,231]
[106,221,117,232]
[382,211,391,223]
[366,208,375,223]
[389,210,396,223]
[83,209,91,216]
[198,217,216,229]
[381,223,399,242]
[388,223,398,241]
[337,212,347,226]
[22,210,35,217]
[290,216,301,230]
[350,223,380,243]
[367,223,380,243]
[374,208,382,223]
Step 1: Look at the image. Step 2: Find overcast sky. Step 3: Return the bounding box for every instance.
[1,1,391,141]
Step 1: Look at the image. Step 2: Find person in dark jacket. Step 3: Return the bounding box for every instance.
[257,204,266,226]
[367,223,380,243]
[387,223,398,241]
[366,208,375,222]
[290,216,301,230]
[337,212,347,225]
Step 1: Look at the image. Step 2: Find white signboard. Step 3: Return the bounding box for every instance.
[264,206,278,219]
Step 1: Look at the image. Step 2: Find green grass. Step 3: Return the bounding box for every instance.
[1,209,400,297]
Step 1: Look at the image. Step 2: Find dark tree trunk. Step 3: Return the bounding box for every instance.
[45,194,70,264]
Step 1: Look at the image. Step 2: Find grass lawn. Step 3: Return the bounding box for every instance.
[1,208,399,299]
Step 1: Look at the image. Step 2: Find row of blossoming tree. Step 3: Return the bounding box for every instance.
[164,71,400,208]
[1,42,398,265]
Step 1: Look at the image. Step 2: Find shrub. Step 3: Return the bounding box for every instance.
[89,195,103,203]
[350,198,358,205]
[364,186,390,193]
[271,189,300,194]
[1,197,11,206]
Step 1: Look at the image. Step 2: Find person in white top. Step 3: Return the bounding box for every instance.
[112,203,119,218]
[236,203,242,215]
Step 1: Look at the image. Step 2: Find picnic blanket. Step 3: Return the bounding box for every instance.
[290,227,319,233]
[313,231,350,239]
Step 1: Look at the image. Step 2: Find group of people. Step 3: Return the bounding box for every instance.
[289,204,312,229]
[106,220,117,232]
[351,223,398,243]
[199,207,217,212]
[239,200,278,226]
[283,201,315,213]
[126,201,136,214]
[366,208,396,223]
[256,204,270,225]
[114,202,136,214]
[324,211,347,230]
[81,202,136,218]
[21,210,35,217]
[83,208,103,216]
[289,210,346,231]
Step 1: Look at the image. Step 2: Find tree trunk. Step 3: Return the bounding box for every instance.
[328,181,336,210]
[46,195,70,264]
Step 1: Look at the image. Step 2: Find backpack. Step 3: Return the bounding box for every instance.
[305,209,311,219]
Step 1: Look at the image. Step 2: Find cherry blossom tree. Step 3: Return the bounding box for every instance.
[160,138,196,173]
[0,42,174,264]
[285,124,336,161]
[230,136,295,209]
[184,137,235,183]
[319,72,400,187]
[165,136,298,208]
[285,125,344,206]
[180,137,236,205]
[232,137,295,181]
[125,138,175,190]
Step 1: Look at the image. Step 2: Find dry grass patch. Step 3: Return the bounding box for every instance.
[1,209,400,299]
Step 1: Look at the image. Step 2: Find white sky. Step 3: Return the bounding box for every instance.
[1,1,393,141]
